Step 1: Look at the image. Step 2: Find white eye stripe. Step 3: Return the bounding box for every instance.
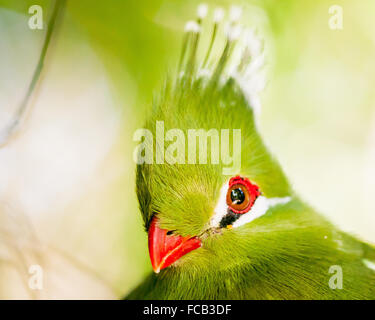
[232,195,291,228]
[210,181,291,228]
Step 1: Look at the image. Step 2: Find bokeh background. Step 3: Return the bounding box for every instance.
[0,0,374,299]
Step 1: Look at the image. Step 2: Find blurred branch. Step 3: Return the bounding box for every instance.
[0,0,67,147]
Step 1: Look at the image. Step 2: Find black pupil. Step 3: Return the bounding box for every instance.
[231,188,245,205]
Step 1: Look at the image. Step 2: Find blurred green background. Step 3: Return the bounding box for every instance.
[0,0,374,298]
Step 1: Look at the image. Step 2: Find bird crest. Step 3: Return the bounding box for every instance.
[177,4,266,117]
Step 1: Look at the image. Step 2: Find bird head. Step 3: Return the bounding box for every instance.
[134,5,292,274]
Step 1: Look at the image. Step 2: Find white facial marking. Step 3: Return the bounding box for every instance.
[232,195,291,228]
[210,183,228,228]
[210,181,291,229]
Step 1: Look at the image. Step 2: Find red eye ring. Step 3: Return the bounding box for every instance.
[226,176,261,214]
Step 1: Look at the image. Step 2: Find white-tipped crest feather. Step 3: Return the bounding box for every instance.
[197,3,208,19]
[181,4,268,116]
[213,8,225,23]
[184,20,201,33]
[229,5,242,22]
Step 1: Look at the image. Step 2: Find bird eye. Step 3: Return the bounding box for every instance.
[226,176,260,214]
[231,188,245,204]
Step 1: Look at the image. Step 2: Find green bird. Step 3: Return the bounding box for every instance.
[127,5,375,300]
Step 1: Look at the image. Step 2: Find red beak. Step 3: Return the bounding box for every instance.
[148,217,202,273]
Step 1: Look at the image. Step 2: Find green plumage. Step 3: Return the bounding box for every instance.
[127,9,375,299]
